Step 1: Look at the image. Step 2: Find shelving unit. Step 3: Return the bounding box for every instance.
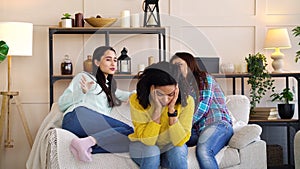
[49,27,166,107]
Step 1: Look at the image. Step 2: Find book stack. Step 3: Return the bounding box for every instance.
[250,107,278,120]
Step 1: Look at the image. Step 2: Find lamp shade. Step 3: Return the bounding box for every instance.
[264,28,291,49]
[0,22,33,56]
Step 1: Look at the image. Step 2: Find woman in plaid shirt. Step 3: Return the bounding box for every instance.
[171,52,233,169]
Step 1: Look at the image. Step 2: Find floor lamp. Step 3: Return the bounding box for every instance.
[264,28,292,73]
[0,22,33,148]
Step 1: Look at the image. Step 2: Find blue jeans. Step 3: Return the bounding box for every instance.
[129,141,188,169]
[62,106,133,153]
[186,120,233,169]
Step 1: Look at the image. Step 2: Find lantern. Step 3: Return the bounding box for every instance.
[117,47,131,74]
[143,0,161,27]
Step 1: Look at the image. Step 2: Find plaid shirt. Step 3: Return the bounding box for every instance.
[192,74,232,132]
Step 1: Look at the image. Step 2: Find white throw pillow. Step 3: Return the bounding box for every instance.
[228,124,262,149]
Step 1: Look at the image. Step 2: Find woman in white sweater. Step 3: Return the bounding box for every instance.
[58,46,134,162]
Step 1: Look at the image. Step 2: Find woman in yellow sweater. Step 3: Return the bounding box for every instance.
[128,62,195,169]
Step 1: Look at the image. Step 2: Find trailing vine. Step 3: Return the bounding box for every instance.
[245,53,275,112]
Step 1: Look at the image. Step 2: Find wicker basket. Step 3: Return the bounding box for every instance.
[84,18,117,27]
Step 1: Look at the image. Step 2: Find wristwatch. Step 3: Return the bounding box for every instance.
[168,110,178,117]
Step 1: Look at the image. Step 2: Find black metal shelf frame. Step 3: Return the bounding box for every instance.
[49,27,166,107]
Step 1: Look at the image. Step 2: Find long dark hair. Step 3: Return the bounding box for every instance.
[136,61,189,109]
[170,52,208,91]
[92,46,121,107]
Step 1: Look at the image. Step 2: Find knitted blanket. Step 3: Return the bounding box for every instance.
[26,103,63,169]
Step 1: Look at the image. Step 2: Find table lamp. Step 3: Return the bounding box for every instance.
[0,22,33,148]
[264,28,291,73]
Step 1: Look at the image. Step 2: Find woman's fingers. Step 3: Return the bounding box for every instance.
[80,75,94,93]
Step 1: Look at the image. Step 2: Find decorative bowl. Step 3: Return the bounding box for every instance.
[84,18,117,27]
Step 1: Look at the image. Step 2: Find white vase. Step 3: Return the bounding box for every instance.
[221,63,235,73]
[61,19,72,28]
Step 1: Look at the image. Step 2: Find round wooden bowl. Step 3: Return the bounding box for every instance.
[84,18,117,27]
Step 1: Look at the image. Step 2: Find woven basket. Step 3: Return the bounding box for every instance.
[84,18,117,27]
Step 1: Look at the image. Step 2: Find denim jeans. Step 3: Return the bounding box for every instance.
[62,106,133,153]
[186,120,233,169]
[129,141,188,169]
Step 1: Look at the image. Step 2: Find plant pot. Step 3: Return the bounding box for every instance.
[278,104,295,119]
[61,19,72,28]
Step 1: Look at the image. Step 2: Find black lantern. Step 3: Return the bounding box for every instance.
[117,47,131,74]
[143,0,161,27]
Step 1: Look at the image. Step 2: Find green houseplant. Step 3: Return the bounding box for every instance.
[245,53,275,112]
[270,88,295,119]
[61,13,72,28]
[61,13,72,19]
[292,26,300,62]
[0,40,9,63]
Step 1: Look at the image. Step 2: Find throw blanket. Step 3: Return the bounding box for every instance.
[26,102,133,169]
[26,103,63,169]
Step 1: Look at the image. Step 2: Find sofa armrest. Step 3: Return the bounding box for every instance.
[228,124,262,149]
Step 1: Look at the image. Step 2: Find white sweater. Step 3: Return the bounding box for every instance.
[58,72,132,116]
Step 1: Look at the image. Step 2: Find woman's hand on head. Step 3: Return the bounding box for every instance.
[150,85,162,123]
[80,75,94,94]
[150,85,162,111]
[168,84,179,112]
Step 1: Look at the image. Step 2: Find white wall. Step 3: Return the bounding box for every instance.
[0,0,300,168]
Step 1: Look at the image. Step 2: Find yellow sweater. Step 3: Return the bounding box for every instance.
[128,93,194,147]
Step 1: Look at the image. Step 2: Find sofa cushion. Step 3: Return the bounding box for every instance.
[110,103,133,127]
[226,95,250,124]
[229,124,262,149]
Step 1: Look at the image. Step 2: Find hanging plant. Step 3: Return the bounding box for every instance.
[292,26,300,62]
[0,40,9,63]
[245,53,275,112]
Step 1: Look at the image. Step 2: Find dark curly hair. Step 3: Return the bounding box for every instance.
[136,61,189,109]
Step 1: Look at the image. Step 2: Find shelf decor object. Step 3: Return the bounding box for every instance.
[117,47,131,74]
[143,0,161,27]
[61,13,72,28]
[83,55,93,73]
[0,22,33,148]
[60,54,73,75]
[264,28,292,73]
[84,17,117,27]
[121,10,130,28]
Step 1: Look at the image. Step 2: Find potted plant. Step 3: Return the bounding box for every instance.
[292,26,300,62]
[61,13,72,28]
[270,88,295,119]
[245,52,275,112]
[0,40,9,63]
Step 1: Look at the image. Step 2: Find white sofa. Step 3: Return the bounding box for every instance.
[27,95,267,169]
[294,131,300,169]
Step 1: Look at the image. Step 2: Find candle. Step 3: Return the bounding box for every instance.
[131,13,140,28]
[148,56,154,65]
[121,62,128,72]
[121,10,130,28]
[138,64,145,72]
